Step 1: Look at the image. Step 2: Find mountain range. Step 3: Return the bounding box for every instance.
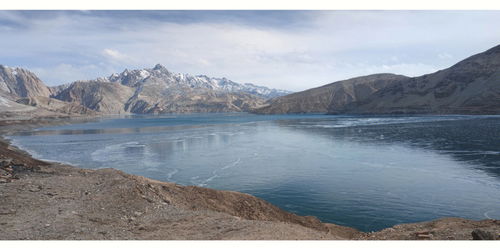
[1,44,499,116]
[255,44,500,115]
[0,64,291,115]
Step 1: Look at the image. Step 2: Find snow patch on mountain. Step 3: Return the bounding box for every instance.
[107,64,292,99]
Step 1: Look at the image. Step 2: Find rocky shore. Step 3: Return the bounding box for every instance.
[0,117,499,240]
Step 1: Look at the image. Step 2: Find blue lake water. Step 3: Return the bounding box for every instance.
[8,113,500,232]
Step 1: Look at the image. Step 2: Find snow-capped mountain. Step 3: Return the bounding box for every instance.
[0,63,291,115]
[105,64,292,99]
[52,64,280,114]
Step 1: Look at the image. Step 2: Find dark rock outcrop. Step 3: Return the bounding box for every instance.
[472,229,497,240]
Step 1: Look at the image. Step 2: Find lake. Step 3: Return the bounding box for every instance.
[8,113,500,232]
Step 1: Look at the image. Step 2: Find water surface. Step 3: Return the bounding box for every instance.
[9,113,500,232]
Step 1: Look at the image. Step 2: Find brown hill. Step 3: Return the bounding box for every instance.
[254,44,500,115]
[255,74,408,114]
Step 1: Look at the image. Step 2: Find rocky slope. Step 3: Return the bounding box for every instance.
[53,81,136,114]
[254,44,500,115]
[15,96,98,116]
[124,89,265,114]
[255,74,408,114]
[0,159,344,240]
[0,65,96,117]
[0,65,52,99]
[0,93,36,113]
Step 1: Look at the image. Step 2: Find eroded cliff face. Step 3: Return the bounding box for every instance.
[254,44,500,115]
[0,66,96,117]
[0,65,52,99]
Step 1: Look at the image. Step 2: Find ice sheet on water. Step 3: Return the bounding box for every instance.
[90,141,148,162]
[8,114,500,232]
[295,115,480,129]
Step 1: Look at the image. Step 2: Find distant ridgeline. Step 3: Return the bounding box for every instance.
[254,44,500,115]
[2,44,500,115]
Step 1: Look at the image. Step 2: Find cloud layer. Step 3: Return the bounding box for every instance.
[1,10,499,91]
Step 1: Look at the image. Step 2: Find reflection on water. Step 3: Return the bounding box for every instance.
[276,116,500,178]
[8,113,500,232]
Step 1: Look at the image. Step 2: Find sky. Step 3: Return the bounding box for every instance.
[0,10,499,91]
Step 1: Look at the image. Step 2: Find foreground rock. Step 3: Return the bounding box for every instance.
[360,218,500,240]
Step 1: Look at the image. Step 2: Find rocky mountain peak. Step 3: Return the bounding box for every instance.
[0,65,52,98]
[153,63,166,71]
[101,65,292,99]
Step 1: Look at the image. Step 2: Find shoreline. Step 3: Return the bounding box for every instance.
[1,116,499,240]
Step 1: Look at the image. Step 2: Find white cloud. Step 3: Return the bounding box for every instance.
[32,63,114,85]
[363,63,440,77]
[438,53,453,60]
[1,11,500,90]
[101,48,133,64]
[390,56,399,62]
